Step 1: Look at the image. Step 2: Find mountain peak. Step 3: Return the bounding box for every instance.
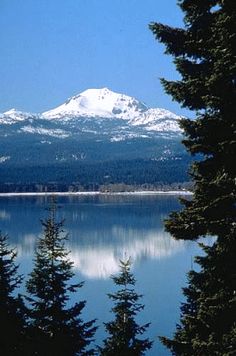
[81,87,111,95]
[69,87,112,101]
[3,108,21,115]
[0,89,182,133]
[0,108,36,124]
[67,87,119,106]
[3,108,37,117]
[42,88,148,120]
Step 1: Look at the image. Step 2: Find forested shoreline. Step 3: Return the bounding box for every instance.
[0,182,192,194]
[0,157,192,193]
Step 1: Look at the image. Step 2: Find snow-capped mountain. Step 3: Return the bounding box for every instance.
[42,88,182,133]
[0,108,38,125]
[0,88,182,134]
[42,88,148,120]
[0,88,190,190]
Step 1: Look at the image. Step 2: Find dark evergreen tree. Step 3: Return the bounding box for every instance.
[150,0,236,354]
[26,203,96,356]
[0,232,26,355]
[99,259,152,356]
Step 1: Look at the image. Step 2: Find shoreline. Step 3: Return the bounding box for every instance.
[0,190,193,197]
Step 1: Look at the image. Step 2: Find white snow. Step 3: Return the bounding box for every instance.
[40,140,52,144]
[0,156,10,163]
[41,88,182,133]
[0,88,183,135]
[130,108,182,132]
[110,133,149,142]
[42,88,148,120]
[0,109,36,124]
[20,126,70,138]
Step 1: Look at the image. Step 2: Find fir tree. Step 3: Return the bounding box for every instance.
[150,0,236,354]
[26,202,96,356]
[99,259,152,356]
[0,232,26,355]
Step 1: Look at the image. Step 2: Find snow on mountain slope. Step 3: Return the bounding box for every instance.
[42,88,148,120]
[0,109,37,124]
[41,88,182,132]
[1,88,182,134]
[20,125,70,138]
[0,89,189,181]
[130,108,181,132]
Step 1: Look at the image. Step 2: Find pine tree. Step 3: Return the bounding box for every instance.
[0,231,26,355]
[26,202,96,356]
[99,259,152,356]
[150,0,236,354]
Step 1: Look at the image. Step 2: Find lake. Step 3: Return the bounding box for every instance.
[0,193,202,355]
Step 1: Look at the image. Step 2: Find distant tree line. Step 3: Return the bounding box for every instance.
[0,202,152,355]
[0,158,192,193]
[0,181,192,193]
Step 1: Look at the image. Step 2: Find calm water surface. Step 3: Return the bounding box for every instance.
[0,194,202,355]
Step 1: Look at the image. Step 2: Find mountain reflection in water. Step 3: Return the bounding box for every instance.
[0,194,199,356]
[0,194,190,279]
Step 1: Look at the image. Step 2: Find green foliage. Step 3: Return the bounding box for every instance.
[161,226,236,355]
[99,259,152,356]
[0,232,26,355]
[150,0,236,240]
[150,0,236,354]
[0,156,191,192]
[26,202,96,355]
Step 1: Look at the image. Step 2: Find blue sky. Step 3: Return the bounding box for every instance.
[0,0,188,115]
